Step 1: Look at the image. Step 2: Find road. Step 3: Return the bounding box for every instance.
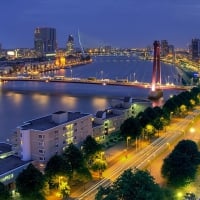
[72,107,200,200]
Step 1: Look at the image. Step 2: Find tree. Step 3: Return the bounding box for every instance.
[59,180,70,199]
[95,168,169,200]
[82,135,102,160]
[63,144,85,172]
[162,140,200,187]
[45,155,72,191]
[91,158,107,179]
[63,144,91,182]
[143,124,156,140]
[45,155,72,179]
[120,117,142,139]
[16,164,46,200]
[0,182,11,200]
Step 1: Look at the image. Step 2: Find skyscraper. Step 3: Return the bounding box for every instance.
[160,40,169,57]
[0,43,2,57]
[66,35,74,55]
[34,27,57,56]
[191,38,200,60]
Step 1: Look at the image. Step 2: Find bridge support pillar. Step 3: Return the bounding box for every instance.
[148,41,163,100]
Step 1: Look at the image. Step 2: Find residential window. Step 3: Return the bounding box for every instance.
[39,157,45,161]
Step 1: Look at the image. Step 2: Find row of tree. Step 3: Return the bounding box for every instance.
[120,87,200,142]
[95,87,200,199]
[95,139,200,200]
[95,168,174,200]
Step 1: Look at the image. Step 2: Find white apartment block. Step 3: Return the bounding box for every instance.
[11,111,93,165]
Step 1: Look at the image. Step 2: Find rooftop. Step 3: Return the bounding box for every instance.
[20,111,91,131]
[0,143,12,155]
[0,155,31,175]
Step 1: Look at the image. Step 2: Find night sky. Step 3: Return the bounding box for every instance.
[1,0,200,49]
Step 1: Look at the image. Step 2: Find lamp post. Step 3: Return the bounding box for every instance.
[126,136,131,150]
[133,72,136,82]
[70,68,72,79]
[100,70,103,80]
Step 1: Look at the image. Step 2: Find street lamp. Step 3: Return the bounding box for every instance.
[167,75,170,84]
[133,72,136,82]
[100,70,103,80]
[70,68,72,79]
[126,136,131,150]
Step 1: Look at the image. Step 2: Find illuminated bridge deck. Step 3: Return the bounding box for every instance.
[0,76,193,91]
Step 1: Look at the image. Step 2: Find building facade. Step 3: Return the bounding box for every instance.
[0,143,31,187]
[10,97,146,168]
[93,97,135,141]
[11,111,93,165]
[34,27,57,56]
[160,40,169,57]
[66,35,75,55]
[191,38,200,60]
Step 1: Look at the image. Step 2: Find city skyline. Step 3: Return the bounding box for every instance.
[1,0,200,49]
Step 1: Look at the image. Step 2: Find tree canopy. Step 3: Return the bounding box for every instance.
[63,143,85,172]
[95,168,169,200]
[120,117,142,139]
[82,135,102,159]
[45,154,71,179]
[16,164,46,200]
[162,140,200,187]
[0,182,11,200]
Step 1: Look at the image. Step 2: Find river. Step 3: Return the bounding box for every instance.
[0,56,181,142]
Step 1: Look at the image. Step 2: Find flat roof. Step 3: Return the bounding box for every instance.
[0,155,31,175]
[21,111,91,131]
[0,143,12,155]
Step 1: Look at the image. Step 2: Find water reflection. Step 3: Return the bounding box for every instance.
[92,97,108,111]
[31,93,49,106]
[6,92,23,106]
[61,96,77,109]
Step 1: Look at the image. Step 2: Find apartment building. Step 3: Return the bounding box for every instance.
[11,111,93,166]
[0,143,31,186]
[93,97,135,141]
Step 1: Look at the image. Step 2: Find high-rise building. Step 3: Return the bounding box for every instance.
[168,45,175,55]
[0,43,2,57]
[66,34,74,55]
[34,27,57,56]
[160,40,169,57]
[191,38,200,60]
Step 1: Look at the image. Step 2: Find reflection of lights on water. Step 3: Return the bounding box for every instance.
[32,93,49,106]
[92,98,107,110]
[11,93,23,105]
[61,96,77,109]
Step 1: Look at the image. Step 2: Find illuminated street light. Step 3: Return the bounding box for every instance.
[126,136,131,150]
[70,68,72,78]
[133,72,136,82]
[189,127,195,133]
